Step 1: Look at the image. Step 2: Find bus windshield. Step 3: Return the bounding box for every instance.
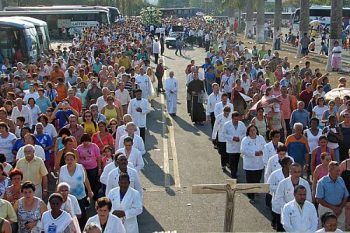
[0,28,27,63]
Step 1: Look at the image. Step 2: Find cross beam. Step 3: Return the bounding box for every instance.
[192,179,269,232]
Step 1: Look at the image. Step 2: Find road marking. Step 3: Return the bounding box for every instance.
[161,94,170,188]
[161,56,181,188]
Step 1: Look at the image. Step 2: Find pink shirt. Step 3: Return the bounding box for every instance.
[77,143,100,170]
[280,95,292,120]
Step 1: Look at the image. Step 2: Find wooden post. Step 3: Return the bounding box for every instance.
[192,180,269,232]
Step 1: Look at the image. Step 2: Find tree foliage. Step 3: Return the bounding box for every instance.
[140,6,162,25]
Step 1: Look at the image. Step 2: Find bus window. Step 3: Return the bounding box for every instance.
[100,12,108,25]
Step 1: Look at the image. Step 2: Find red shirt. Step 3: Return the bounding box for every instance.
[91,132,114,151]
[300,90,313,107]
[69,96,82,114]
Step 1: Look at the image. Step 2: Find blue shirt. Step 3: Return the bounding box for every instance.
[35,133,53,160]
[316,175,349,205]
[55,110,74,128]
[36,96,51,113]
[290,110,310,129]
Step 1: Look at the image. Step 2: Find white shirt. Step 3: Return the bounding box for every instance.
[305,128,322,153]
[221,74,235,94]
[267,169,285,195]
[23,92,39,103]
[40,210,72,233]
[85,213,126,233]
[43,123,58,140]
[48,194,81,217]
[0,132,16,163]
[118,134,145,155]
[265,155,294,182]
[96,96,107,112]
[272,176,311,214]
[107,187,143,233]
[105,166,142,196]
[214,101,234,118]
[100,162,135,185]
[116,147,144,172]
[222,121,246,153]
[127,98,150,128]
[263,141,283,167]
[152,41,161,54]
[281,199,318,233]
[206,93,222,116]
[115,89,131,106]
[29,105,41,126]
[16,145,46,161]
[316,228,343,233]
[115,125,140,151]
[212,113,232,142]
[11,105,32,126]
[240,135,266,170]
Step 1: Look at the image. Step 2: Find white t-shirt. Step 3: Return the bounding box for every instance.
[0,133,16,162]
[29,105,41,126]
[40,210,72,233]
[312,105,329,126]
[43,123,58,140]
[48,194,81,217]
[16,145,46,161]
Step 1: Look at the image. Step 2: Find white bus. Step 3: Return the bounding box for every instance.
[291,6,350,33]
[0,8,110,38]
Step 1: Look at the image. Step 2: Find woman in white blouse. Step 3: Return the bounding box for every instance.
[241,124,266,203]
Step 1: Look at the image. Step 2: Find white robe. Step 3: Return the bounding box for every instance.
[262,141,283,167]
[85,213,126,233]
[164,77,178,114]
[135,75,153,99]
[100,162,135,185]
[105,166,142,196]
[264,155,294,182]
[115,125,140,151]
[118,134,145,155]
[127,98,150,128]
[108,187,143,233]
[281,199,318,233]
[116,148,144,172]
[272,176,312,214]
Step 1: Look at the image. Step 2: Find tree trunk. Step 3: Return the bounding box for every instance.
[273,0,282,50]
[244,0,254,38]
[297,0,310,58]
[256,0,265,43]
[326,0,343,71]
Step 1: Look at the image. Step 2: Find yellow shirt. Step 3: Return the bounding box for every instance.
[83,121,97,135]
[0,199,17,222]
[15,157,48,186]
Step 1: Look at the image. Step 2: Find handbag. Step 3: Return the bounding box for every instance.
[198,91,208,104]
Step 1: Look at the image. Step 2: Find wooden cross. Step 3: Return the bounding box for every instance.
[192,179,269,232]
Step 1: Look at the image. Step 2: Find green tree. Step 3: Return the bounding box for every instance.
[256,0,265,43]
[296,0,310,58]
[221,0,246,22]
[326,0,343,71]
[140,6,162,25]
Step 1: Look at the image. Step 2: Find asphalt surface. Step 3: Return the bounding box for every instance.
[138,46,274,233]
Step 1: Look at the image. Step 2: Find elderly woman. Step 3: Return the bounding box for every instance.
[40,193,77,233]
[3,169,23,205]
[13,181,47,233]
[101,95,121,123]
[85,197,125,233]
[59,152,94,229]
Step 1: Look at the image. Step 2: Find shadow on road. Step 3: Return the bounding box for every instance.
[139,207,165,232]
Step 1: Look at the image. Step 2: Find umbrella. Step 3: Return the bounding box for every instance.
[239,92,252,102]
[325,88,350,101]
[196,12,204,16]
[346,25,350,30]
[310,19,321,26]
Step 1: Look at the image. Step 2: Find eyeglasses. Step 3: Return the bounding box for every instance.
[110,123,117,126]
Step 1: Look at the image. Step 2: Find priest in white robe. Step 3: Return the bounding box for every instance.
[164,71,178,116]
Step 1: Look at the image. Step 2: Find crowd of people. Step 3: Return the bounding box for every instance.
[0,12,349,233]
[180,16,350,232]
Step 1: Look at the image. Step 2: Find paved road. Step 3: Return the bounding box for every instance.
[138,46,274,232]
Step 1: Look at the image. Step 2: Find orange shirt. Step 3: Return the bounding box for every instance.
[69,96,82,114]
[56,84,67,102]
[50,70,65,83]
